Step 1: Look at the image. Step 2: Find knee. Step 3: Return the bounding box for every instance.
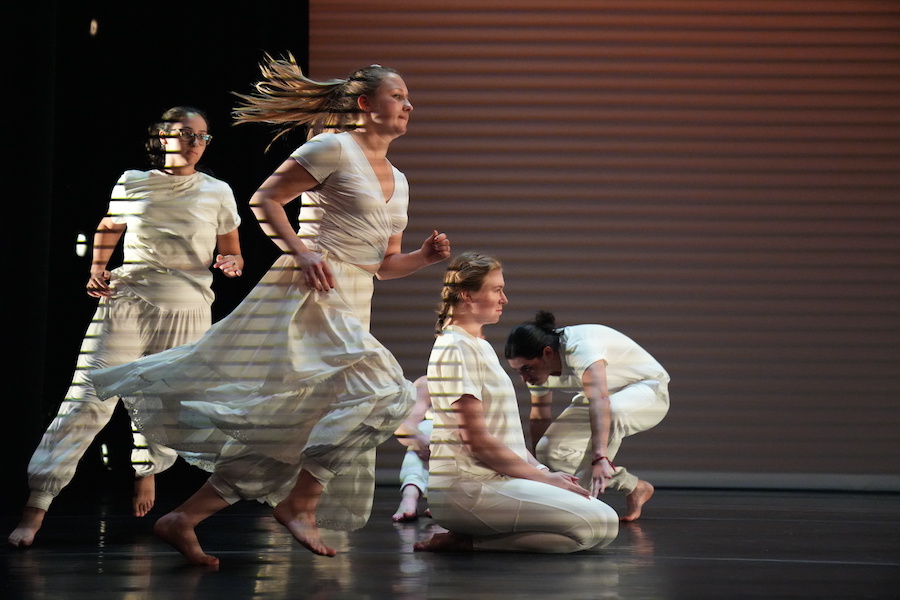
[580,502,620,550]
[608,412,631,440]
[536,437,584,473]
[55,396,116,422]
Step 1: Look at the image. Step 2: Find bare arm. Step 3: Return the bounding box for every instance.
[376,230,450,281]
[394,376,432,460]
[86,217,126,298]
[455,394,588,496]
[582,360,615,496]
[249,159,335,291]
[213,228,244,278]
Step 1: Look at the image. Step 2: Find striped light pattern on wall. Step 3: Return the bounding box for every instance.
[309,1,900,487]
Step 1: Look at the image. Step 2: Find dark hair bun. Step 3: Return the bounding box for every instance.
[534,310,556,331]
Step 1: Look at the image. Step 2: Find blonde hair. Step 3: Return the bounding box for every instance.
[435,251,503,335]
[232,54,400,143]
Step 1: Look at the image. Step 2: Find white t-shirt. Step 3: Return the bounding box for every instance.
[528,325,670,397]
[107,169,240,308]
[427,325,528,487]
[291,132,409,266]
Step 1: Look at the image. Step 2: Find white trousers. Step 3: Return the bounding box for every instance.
[398,419,432,497]
[26,292,210,510]
[536,380,669,494]
[429,477,619,553]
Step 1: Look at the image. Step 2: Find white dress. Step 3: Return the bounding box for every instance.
[92,133,416,530]
[426,326,618,553]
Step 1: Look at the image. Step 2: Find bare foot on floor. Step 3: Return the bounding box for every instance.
[392,494,420,523]
[413,531,473,552]
[273,504,336,557]
[8,507,46,548]
[621,479,654,522]
[134,474,156,517]
[154,512,219,567]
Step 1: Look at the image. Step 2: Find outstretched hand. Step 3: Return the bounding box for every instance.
[214,254,244,278]
[420,230,451,265]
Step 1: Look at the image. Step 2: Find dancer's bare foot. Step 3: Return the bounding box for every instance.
[621,479,654,522]
[273,503,336,557]
[392,486,421,522]
[413,531,473,552]
[154,512,219,567]
[392,498,419,522]
[8,507,46,548]
[133,474,156,517]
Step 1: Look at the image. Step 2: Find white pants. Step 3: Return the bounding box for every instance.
[429,477,619,553]
[399,419,431,497]
[536,380,669,494]
[26,292,210,511]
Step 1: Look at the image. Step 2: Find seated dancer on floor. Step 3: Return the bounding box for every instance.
[505,311,670,522]
[90,57,451,565]
[8,106,243,548]
[416,252,619,553]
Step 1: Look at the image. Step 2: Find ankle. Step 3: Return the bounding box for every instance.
[401,485,422,500]
[21,506,47,524]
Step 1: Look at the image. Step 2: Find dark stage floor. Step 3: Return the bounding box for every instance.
[2,472,899,600]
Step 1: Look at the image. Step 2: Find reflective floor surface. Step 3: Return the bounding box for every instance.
[2,473,899,599]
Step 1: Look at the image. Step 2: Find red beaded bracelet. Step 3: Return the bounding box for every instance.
[591,456,616,469]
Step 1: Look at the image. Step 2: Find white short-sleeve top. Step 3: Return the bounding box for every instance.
[528,324,670,397]
[291,132,409,266]
[427,325,528,486]
[107,169,240,308]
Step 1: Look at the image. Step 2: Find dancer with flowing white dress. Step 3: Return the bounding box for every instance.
[91,58,450,565]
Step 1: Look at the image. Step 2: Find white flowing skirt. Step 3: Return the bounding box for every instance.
[91,254,416,530]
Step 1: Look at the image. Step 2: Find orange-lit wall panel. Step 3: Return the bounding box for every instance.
[310,1,900,487]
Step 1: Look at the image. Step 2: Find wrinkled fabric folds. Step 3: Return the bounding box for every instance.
[92,254,415,530]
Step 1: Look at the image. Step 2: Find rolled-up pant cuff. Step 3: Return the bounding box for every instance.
[26,490,56,512]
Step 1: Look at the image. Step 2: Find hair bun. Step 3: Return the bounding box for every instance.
[533,310,556,330]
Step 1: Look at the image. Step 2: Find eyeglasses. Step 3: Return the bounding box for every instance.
[170,130,213,146]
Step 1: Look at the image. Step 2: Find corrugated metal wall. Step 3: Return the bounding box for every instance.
[308,1,900,488]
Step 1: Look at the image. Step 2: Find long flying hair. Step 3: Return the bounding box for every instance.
[233,54,400,143]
